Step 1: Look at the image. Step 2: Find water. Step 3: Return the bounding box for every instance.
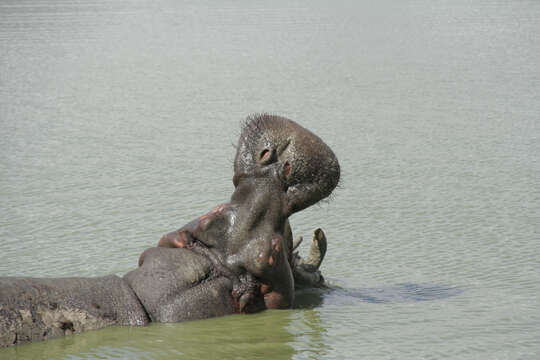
[1,0,539,358]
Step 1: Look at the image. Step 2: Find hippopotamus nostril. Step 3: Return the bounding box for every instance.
[283,161,291,177]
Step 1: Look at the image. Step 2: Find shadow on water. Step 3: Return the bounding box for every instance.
[295,283,464,309]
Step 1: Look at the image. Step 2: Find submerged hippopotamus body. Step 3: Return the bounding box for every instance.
[0,114,340,347]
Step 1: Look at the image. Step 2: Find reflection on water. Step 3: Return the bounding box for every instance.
[2,284,462,359]
[3,310,329,360]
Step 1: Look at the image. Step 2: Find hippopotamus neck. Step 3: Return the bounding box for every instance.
[228,176,287,249]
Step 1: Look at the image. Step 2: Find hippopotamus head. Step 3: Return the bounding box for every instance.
[233,114,340,215]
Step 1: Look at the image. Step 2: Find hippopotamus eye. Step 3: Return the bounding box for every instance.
[260,149,270,161]
[258,148,276,165]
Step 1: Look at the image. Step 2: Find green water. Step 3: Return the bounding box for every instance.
[1,0,539,358]
[2,311,322,359]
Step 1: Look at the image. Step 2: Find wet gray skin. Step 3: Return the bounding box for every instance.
[0,276,149,347]
[149,114,340,313]
[0,114,340,347]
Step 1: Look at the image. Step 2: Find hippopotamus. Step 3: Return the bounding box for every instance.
[0,114,340,347]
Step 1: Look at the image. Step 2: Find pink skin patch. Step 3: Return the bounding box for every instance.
[198,215,211,231]
[210,203,226,214]
[258,252,267,264]
[173,231,192,248]
[258,236,282,267]
[196,204,227,232]
[272,236,281,252]
[283,162,291,177]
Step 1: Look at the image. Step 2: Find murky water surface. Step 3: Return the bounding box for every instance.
[1,0,539,359]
